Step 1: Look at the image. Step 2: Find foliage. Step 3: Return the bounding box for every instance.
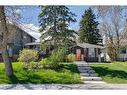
[0,62,81,84]
[39,6,77,50]
[107,40,117,61]
[66,53,76,62]
[40,48,66,69]
[18,49,38,69]
[40,58,52,68]
[29,61,39,69]
[50,48,66,63]
[79,8,102,44]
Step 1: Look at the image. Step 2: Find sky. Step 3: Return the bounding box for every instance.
[17,6,89,41]
[20,6,89,31]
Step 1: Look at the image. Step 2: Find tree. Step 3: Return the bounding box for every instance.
[0,6,13,76]
[0,6,24,76]
[79,8,102,45]
[94,6,127,61]
[38,6,77,51]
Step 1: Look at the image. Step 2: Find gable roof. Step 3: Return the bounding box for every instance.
[17,24,41,40]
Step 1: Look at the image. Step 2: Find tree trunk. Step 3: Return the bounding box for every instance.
[0,6,13,76]
[2,48,13,76]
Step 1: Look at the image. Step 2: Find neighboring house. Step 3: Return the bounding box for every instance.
[117,40,127,61]
[0,24,38,61]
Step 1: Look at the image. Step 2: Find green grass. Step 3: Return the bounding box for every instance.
[90,61,127,84]
[0,62,81,84]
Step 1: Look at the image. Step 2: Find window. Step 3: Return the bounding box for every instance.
[120,48,126,54]
[89,48,95,57]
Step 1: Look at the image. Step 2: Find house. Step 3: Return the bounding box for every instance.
[117,40,127,61]
[0,24,39,61]
[71,43,104,62]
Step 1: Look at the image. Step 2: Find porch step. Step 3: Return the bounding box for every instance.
[81,77,102,81]
[80,73,98,77]
[78,67,93,70]
[77,64,89,67]
[78,69,95,73]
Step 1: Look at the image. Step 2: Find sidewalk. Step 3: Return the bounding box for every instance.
[0,84,127,90]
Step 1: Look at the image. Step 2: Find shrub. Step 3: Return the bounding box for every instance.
[50,47,66,63]
[66,53,75,62]
[40,58,52,68]
[29,61,39,69]
[18,49,38,69]
[40,48,66,69]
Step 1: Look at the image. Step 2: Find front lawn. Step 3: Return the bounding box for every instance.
[90,62,127,84]
[0,62,81,84]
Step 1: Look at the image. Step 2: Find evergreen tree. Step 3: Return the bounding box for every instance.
[38,6,77,50]
[79,8,102,44]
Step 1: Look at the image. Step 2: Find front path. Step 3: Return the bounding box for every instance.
[76,61,106,84]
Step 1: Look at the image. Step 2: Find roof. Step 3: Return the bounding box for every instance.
[77,43,104,49]
[25,42,40,46]
[17,24,41,40]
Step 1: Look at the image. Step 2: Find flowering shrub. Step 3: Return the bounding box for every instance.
[18,49,38,69]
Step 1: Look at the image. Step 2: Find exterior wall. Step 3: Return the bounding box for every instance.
[87,48,99,62]
[11,29,36,54]
[71,46,100,62]
[0,24,36,53]
[0,25,36,61]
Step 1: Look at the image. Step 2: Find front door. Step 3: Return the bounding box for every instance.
[76,49,81,61]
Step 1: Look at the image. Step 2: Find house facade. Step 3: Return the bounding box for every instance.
[71,43,104,62]
[0,24,37,61]
[117,40,127,61]
[9,28,36,55]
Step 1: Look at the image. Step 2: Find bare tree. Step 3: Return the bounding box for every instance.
[93,6,127,61]
[0,6,13,76]
[0,6,24,76]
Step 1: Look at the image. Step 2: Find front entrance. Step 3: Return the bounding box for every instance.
[76,48,88,61]
[76,49,81,61]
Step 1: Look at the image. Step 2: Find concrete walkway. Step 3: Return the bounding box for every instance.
[76,61,106,84]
